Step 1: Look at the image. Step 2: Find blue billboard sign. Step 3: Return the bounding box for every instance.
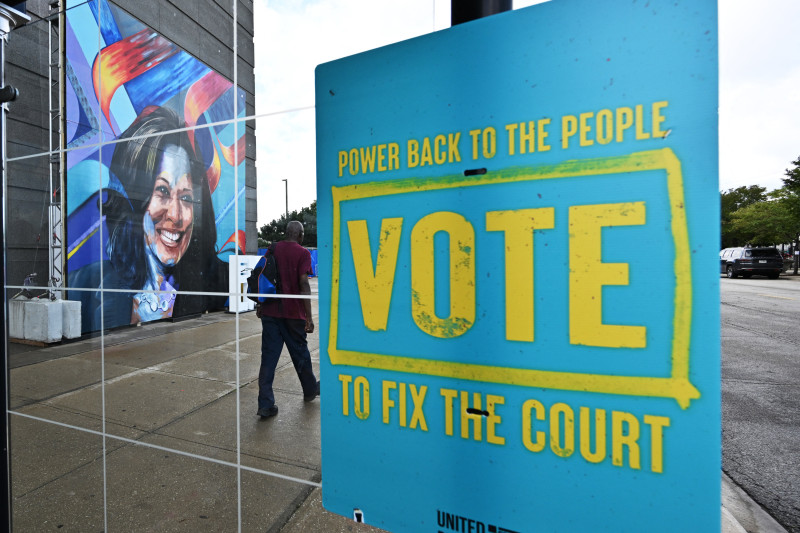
[316,1,719,531]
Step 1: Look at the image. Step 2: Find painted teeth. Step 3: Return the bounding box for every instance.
[162,230,180,242]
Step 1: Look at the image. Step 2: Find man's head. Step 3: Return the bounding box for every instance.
[286,220,304,244]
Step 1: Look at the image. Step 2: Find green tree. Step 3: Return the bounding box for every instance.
[258,201,317,248]
[782,156,800,221]
[783,155,800,192]
[728,190,796,246]
[720,185,766,247]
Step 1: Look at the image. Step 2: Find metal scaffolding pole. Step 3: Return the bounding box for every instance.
[45,2,64,298]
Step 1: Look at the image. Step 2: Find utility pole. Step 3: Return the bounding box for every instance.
[451,0,511,26]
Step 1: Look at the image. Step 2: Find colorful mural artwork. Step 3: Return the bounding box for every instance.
[64,0,245,333]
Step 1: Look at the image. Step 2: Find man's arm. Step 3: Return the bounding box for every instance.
[299,272,314,333]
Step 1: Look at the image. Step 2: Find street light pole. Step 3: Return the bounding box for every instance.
[282,178,288,221]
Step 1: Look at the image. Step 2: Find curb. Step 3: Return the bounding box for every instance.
[722,473,788,533]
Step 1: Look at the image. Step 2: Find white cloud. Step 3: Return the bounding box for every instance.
[252,0,451,227]
[250,0,800,228]
[719,0,800,192]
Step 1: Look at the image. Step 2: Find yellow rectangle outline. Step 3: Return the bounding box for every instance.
[328,148,699,408]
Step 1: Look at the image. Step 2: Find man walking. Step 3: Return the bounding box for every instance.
[256,220,319,418]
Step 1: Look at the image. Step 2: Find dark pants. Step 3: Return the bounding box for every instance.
[258,316,317,410]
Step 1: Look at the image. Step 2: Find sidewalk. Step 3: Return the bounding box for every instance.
[5,278,789,532]
[722,473,787,533]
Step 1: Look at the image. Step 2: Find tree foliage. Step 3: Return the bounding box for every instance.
[728,191,796,246]
[258,201,317,248]
[783,156,800,192]
[720,185,766,248]
[719,158,800,250]
[782,155,800,221]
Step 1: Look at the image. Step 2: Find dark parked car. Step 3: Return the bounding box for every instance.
[720,247,783,279]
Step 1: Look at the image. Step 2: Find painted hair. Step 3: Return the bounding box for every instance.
[104,106,218,294]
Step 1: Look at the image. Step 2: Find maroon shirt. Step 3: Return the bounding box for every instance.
[261,240,312,320]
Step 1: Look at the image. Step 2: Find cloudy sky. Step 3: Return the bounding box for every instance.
[251,0,800,227]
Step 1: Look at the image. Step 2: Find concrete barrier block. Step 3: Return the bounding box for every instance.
[9,298,26,339]
[61,300,82,339]
[23,300,62,343]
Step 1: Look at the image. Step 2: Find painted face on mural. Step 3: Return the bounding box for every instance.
[143,144,195,267]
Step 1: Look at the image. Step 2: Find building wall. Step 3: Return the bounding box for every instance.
[5,0,53,293]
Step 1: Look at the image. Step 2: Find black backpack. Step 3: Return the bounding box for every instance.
[247,243,280,303]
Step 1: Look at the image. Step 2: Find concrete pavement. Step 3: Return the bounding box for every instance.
[6,277,791,532]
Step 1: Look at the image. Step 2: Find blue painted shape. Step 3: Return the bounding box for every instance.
[66,190,107,272]
[69,3,100,69]
[66,83,94,146]
[90,0,122,45]
[315,1,720,532]
[122,52,210,116]
[66,157,109,214]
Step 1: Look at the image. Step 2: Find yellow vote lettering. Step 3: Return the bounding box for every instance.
[382,380,396,424]
[348,218,403,331]
[644,415,670,473]
[434,135,447,165]
[550,402,575,457]
[596,109,614,145]
[354,376,370,420]
[441,388,458,436]
[651,101,669,138]
[579,406,607,463]
[569,202,647,348]
[469,127,497,159]
[411,212,475,338]
[339,374,353,416]
[612,410,641,470]
[340,374,371,420]
[579,112,594,147]
[561,101,669,149]
[382,380,429,431]
[407,139,420,168]
[561,115,578,149]
[522,399,546,452]
[338,143,400,177]
[420,137,434,166]
[486,208,555,342]
[461,391,483,441]
[407,133,462,169]
[361,146,377,174]
[347,202,644,346]
[634,104,651,140]
[505,119,551,155]
[486,395,505,445]
[521,399,669,473]
[409,384,429,430]
[442,389,506,445]
[616,107,634,142]
[448,132,462,162]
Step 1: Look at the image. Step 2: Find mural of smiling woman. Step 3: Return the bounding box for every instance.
[69,106,228,332]
[143,144,195,268]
